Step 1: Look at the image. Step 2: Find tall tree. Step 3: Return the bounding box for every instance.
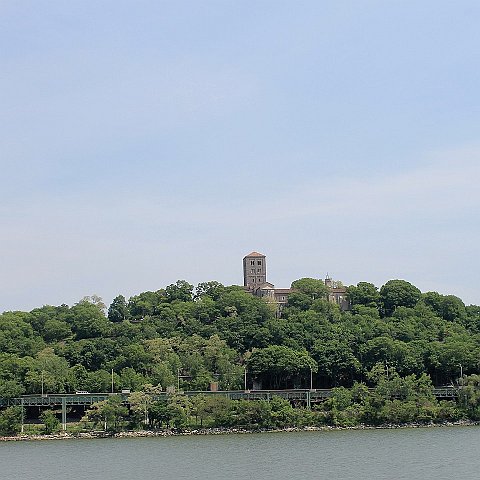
[0,406,23,435]
[247,345,317,389]
[291,278,328,300]
[108,295,129,322]
[40,410,60,434]
[347,282,380,308]
[166,280,194,303]
[379,280,421,316]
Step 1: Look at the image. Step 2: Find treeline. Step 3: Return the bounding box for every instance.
[3,372,480,435]
[1,278,480,401]
[80,373,480,429]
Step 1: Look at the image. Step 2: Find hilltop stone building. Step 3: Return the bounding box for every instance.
[242,251,349,311]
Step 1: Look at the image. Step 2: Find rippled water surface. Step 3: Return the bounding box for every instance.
[1,426,479,480]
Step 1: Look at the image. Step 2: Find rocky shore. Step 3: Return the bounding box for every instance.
[1,420,479,442]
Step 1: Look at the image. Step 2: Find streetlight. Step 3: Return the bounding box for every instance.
[244,366,247,391]
[310,366,313,391]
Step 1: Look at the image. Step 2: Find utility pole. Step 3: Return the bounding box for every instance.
[21,398,24,434]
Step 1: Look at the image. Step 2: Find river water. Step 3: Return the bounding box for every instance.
[1,426,479,479]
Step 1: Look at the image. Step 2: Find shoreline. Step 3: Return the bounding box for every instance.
[2,420,479,442]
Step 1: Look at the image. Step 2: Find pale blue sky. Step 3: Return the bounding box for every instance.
[1,1,479,311]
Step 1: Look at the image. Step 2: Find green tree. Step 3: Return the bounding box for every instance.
[230,400,272,428]
[28,305,69,337]
[291,278,328,300]
[128,290,165,319]
[149,399,171,428]
[214,288,275,352]
[118,367,148,392]
[166,280,194,303]
[0,312,43,356]
[143,338,179,388]
[166,394,191,428]
[269,396,296,427]
[85,395,129,432]
[67,300,110,339]
[108,295,129,322]
[43,319,72,342]
[285,292,315,311]
[379,280,421,316]
[67,364,89,392]
[195,281,225,300]
[190,394,232,427]
[0,380,25,399]
[84,369,115,393]
[128,389,157,428]
[423,292,467,323]
[313,338,361,386]
[247,345,317,389]
[457,374,480,419]
[0,406,23,435]
[40,410,60,434]
[24,348,70,394]
[347,282,380,308]
[428,335,478,384]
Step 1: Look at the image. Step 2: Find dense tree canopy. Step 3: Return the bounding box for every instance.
[291,278,329,300]
[347,282,380,308]
[379,280,422,315]
[0,277,478,400]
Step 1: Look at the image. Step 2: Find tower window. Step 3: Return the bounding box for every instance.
[250,260,255,265]
[257,260,262,265]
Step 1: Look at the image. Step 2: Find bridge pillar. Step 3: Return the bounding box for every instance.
[306,390,311,409]
[62,397,67,431]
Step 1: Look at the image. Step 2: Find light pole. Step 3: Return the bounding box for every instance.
[310,366,313,390]
[244,366,247,391]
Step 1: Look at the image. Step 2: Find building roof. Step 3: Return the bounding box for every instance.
[273,288,293,294]
[244,251,265,258]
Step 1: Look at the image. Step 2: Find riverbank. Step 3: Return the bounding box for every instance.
[2,420,479,442]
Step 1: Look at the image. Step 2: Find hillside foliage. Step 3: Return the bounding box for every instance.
[1,279,478,398]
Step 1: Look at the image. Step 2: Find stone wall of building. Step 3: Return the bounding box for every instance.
[242,251,350,311]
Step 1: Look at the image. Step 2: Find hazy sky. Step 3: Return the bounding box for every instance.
[2,1,479,312]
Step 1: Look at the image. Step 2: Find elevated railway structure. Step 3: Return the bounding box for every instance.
[0,388,459,432]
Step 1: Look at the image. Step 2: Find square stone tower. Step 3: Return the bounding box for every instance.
[243,251,267,289]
